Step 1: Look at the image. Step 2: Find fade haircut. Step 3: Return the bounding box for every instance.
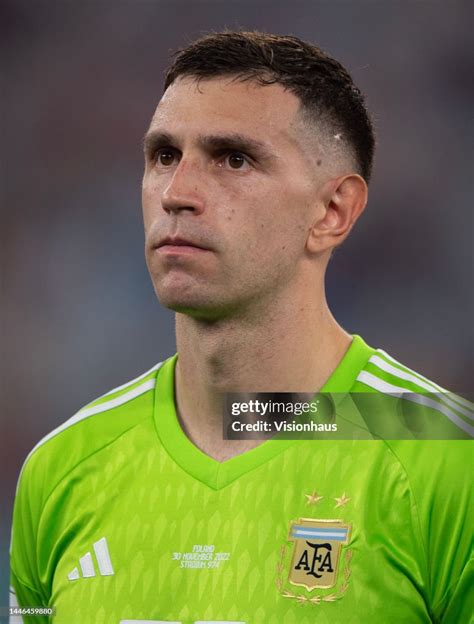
[164,31,375,182]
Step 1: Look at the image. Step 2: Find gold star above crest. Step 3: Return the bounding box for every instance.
[305,491,324,505]
[334,493,350,508]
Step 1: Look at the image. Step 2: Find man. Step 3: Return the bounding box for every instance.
[10,31,472,623]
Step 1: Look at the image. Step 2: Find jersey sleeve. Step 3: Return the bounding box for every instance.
[10,451,50,622]
[385,439,473,622]
[9,574,48,624]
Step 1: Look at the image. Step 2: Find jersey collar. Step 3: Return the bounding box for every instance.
[152,335,374,490]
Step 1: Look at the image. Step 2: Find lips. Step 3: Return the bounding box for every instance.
[157,237,209,250]
[153,235,215,257]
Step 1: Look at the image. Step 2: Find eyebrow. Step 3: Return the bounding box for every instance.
[142,130,277,163]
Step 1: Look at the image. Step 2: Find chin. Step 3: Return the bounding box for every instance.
[164,301,223,322]
[156,287,212,315]
[157,288,235,321]
[152,273,243,320]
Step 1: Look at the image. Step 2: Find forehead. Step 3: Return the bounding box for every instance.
[149,76,303,144]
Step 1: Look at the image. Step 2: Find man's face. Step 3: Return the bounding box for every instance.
[142,76,326,320]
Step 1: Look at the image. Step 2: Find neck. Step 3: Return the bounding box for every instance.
[174,281,351,461]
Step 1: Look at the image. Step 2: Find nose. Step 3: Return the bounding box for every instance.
[161,159,206,215]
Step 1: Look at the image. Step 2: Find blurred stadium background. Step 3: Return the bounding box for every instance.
[1,0,473,610]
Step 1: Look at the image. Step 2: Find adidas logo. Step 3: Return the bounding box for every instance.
[67,536,114,581]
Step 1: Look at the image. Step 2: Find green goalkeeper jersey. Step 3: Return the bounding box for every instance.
[9,336,473,623]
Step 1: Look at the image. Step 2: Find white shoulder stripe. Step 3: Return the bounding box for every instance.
[377,349,472,411]
[84,361,163,405]
[24,377,157,466]
[357,371,474,437]
[369,355,474,421]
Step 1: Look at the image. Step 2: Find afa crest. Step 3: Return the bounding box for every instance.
[277,518,352,604]
[288,518,350,589]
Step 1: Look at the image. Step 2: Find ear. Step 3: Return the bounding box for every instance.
[306,174,368,254]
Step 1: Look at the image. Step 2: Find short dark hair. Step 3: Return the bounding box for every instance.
[164,31,375,182]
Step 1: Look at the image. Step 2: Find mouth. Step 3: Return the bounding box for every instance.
[154,236,212,255]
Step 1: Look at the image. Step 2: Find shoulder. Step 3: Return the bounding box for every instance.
[351,340,473,513]
[16,359,167,503]
[351,341,474,439]
[350,340,473,618]
[11,357,177,595]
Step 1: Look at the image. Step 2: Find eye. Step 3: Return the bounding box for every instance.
[227,152,246,169]
[217,151,250,170]
[154,148,176,166]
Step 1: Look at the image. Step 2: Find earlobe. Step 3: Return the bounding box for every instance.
[306,174,368,254]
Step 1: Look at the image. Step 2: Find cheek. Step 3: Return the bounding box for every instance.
[244,192,311,257]
[141,182,159,231]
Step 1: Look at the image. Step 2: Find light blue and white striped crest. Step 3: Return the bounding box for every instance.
[291,524,349,542]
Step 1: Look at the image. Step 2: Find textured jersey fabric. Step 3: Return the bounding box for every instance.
[10,335,473,623]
